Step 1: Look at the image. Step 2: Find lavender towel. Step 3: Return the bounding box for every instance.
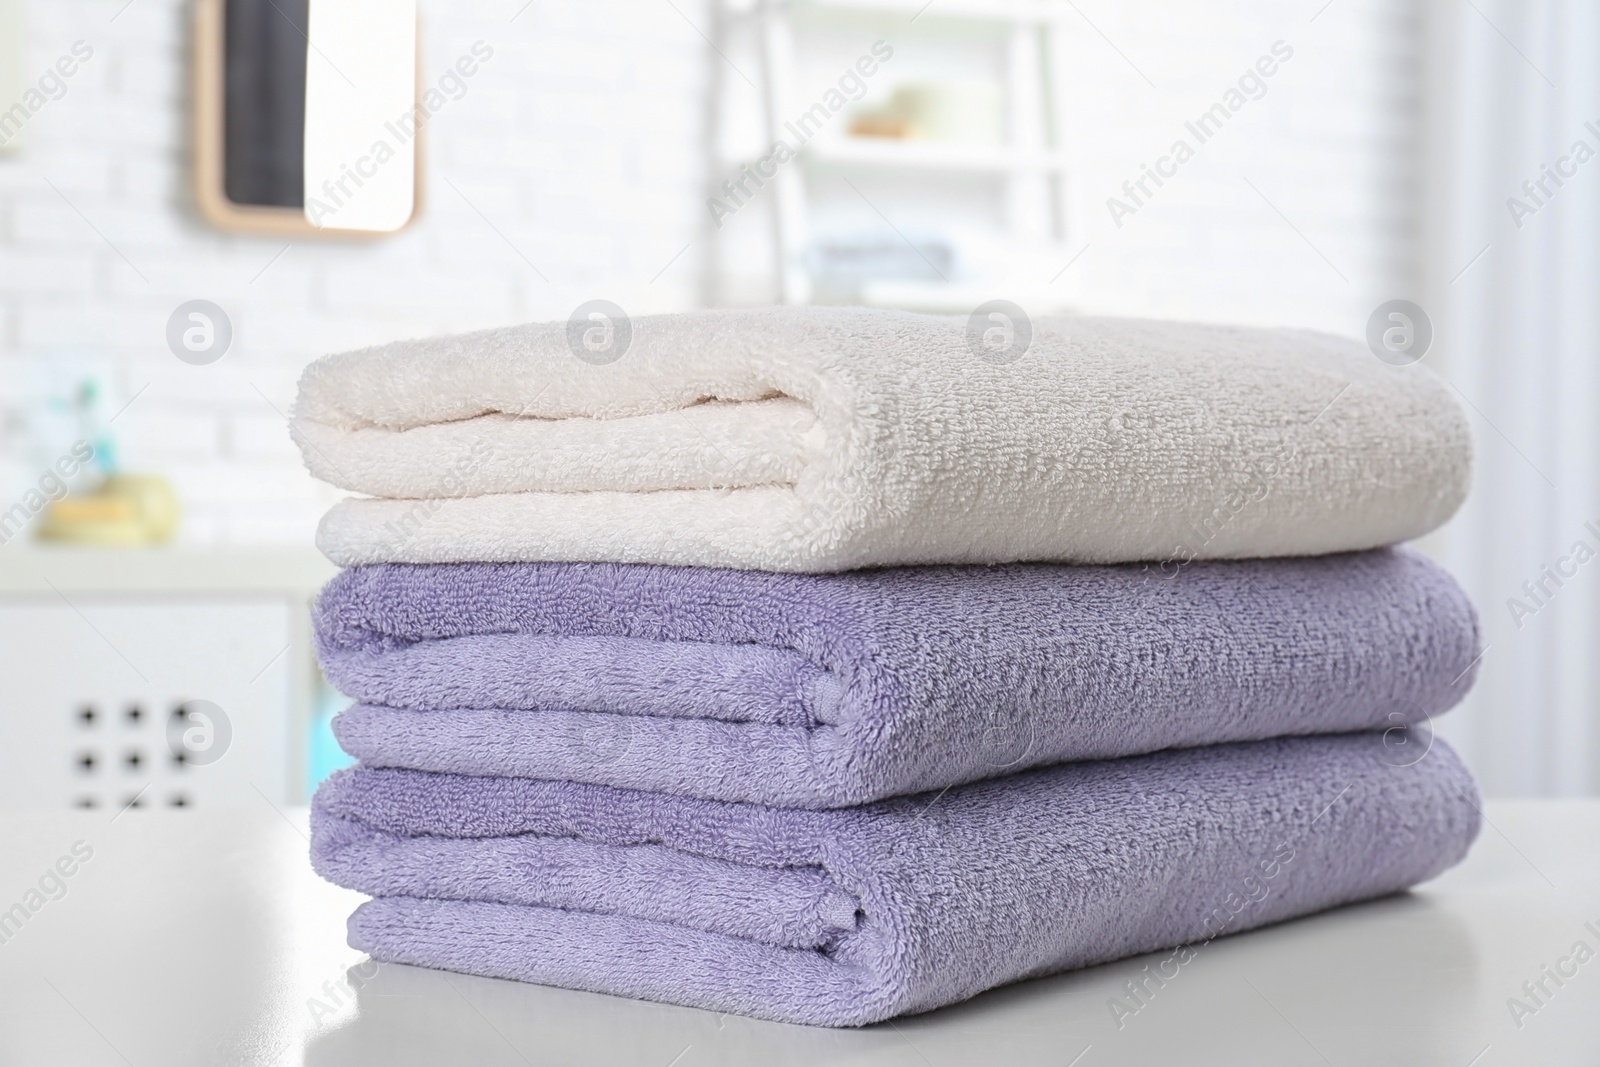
[310,733,1481,1027]
[314,548,1479,807]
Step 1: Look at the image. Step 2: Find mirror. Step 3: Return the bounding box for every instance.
[193,0,421,236]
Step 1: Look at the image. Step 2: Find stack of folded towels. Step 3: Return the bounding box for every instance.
[293,307,1482,1027]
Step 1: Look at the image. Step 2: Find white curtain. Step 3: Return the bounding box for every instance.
[1424,0,1600,795]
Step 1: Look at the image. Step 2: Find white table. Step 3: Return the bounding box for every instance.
[0,801,1596,1066]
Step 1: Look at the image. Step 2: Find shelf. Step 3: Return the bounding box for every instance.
[799,137,1067,174]
[742,0,1074,24]
[852,278,1075,314]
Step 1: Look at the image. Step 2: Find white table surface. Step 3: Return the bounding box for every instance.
[0,800,1596,1066]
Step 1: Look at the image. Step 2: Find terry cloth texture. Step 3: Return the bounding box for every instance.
[291,307,1472,571]
[314,547,1481,808]
[310,734,1482,1027]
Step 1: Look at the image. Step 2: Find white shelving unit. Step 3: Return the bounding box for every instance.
[711,0,1074,310]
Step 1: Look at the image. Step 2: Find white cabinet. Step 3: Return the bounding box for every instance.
[0,549,335,809]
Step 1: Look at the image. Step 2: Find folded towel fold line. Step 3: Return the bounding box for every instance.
[313,810,861,950]
[327,633,836,726]
[295,394,820,498]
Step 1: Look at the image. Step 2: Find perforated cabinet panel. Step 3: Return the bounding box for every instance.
[0,597,297,809]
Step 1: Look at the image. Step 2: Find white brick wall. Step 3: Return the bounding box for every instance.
[0,0,710,545]
[1051,0,1422,334]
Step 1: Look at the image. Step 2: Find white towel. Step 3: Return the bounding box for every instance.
[292,307,1471,571]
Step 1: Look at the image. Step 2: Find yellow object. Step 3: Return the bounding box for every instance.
[37,474,180,546]
[46,498,138,522]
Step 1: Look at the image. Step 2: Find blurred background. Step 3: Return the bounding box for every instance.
[0,0,1592,807]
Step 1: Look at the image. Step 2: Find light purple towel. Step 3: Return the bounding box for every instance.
[310,733,1481,1027]
[315,548,1479,807]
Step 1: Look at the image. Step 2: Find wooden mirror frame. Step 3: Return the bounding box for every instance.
[191,0,425,237]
